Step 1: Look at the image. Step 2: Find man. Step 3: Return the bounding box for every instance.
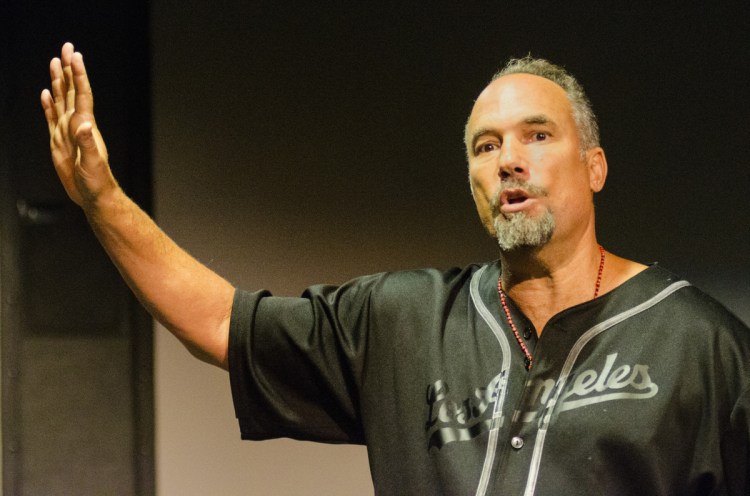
[42,42,748,494]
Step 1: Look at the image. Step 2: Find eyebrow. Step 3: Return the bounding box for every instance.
[468,114,559,151]
[523,114,557,127]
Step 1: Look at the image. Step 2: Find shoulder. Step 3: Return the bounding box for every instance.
[314,262,492,307]
[376,263,486,292]
[652,267,749,334]
[615,264,749,344]
[642,266,750,359]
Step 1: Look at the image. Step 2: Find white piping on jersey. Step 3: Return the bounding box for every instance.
[470,265,512,496]
[522,280,691,496]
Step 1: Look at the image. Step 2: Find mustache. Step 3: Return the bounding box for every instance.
[490,179,550,216]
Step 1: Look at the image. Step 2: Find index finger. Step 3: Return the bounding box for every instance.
[70,51,94,116]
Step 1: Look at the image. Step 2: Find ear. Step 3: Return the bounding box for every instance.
[586,147,608,193]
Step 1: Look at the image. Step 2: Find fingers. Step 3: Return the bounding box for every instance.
[47,42,94,121]
[49,57,66,120]
[60,43,74,68]
[61,44,75,110]
[71,51,94,116]
[40,89,57,136]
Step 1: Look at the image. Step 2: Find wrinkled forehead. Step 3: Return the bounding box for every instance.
[467,73,574,135]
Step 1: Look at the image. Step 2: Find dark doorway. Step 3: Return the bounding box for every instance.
[1,2,153,494]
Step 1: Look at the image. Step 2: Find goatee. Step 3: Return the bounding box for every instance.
[490,180,555,251]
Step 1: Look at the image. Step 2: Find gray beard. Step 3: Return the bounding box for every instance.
[493,210,555,251]
[490,181,555,251]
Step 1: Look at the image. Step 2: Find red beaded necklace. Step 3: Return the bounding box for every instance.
[497,245,605,370]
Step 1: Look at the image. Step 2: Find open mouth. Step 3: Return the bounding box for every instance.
[495,187,537,215]
[500,189,531,206]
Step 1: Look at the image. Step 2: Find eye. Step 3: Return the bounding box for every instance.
[532,131,548,141]
[475,142,499,155]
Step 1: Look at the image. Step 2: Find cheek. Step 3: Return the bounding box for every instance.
[468,170,496,229]
[469,161,498,194]
[530,152,586,196]
[469,174,494,211]
[553,181,593,220]
[469,180,490,214]
[529,147,547,164]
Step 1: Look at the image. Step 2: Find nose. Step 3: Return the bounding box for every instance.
[497,138,528,181]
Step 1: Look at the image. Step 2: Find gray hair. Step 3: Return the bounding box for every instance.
[470,56,600,152]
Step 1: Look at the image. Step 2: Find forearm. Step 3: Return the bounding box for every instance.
[43,43,233,369]
[85,186,234,369]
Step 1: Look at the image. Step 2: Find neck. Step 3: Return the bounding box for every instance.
[499,238,604,334]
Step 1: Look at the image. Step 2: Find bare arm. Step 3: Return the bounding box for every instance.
[41,42,234,369]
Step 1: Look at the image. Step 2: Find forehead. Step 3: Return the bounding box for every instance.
[467,73,574,132]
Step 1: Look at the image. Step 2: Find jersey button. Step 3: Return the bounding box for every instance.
[523,327,533,340]
[510,436,524,449]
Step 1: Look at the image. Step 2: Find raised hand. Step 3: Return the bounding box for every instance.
[41,42,118,208]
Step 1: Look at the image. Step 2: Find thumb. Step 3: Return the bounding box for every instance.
[71,120,116,204]
[74,121,106,170]
[75,121,97,151]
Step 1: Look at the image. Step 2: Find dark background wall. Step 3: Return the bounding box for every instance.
[153,2,750,297]
[3,1,748,494]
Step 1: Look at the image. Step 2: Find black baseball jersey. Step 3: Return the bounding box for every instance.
[228,263,750,495]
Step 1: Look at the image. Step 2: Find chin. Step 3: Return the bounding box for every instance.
[493,210,556,252]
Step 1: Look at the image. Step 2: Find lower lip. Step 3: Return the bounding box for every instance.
[500,198,537,214]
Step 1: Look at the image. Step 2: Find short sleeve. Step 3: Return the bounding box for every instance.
[228,275,383,444]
